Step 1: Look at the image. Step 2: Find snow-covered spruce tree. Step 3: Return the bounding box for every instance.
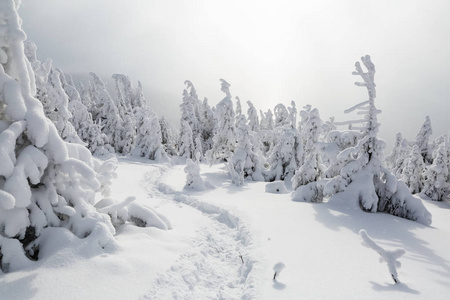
[198,97,215,154]
[321,55,431,225]
[62,73,112,155]
[422,144,449,201]
[159,116,178,156]
[291,107,325,202]
[401,145,425,194]
[266,126,302,182]
[179,81,201,159]
[178,120,195,159]
[206,79,236,163]
[89,72,122,152]
[132,108,167,161]
[247,100,259,132]
[24,42,81,144]
[0,1,116,271]
[288,101,297,129]
[385,133,404,171]
[273,103,290,128]
[112,74,136,154]
[235,96,242,119]
[228,114,266,185]
[415,116,433,165]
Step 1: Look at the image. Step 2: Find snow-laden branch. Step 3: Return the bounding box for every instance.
[359,229,405,284]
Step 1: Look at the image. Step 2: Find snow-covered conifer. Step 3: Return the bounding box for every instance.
[288,101,297,129]
[415,116,433,164]
[228,115,266,185]
[0,1,117,270]
[247,100,260,132]
[198,97,215,154]
[423,144,449,201]
[159,116,178,156]
[292,107,324,200]
[266,127,302,182]
[24,42,81,144]
[320,56,431,225]
[206,79,236,163]
[178,120,195,159]
[402,145,425,194]
[274,104,290,128]
[132,109,167,161]
[89,72,123,152]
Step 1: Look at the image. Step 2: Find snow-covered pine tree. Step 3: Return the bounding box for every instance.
[89,72,122,152]
[206,79,236,163]
[60,72,113,155]
[159,116,178,156]
[180,80,201,159]
[228,114,266,185]
[291,107,325,201]
[198,97,215,154]
[24,42,81,144]
[132,108,167,161]
[235,96,242,119]
[385,133,404,171]
[266,126,302,182]
[0,0,117,270]
[321,55,431,225]
[178,120,195,159]
[423,144,449,201]
[274,103,290,128]
[247,100,260,132]
[288,101,297,129]
[415,116,433,165]
[112,74,136,154]
[401,145,425,194]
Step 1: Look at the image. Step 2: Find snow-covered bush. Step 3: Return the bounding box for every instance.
[359,229,405,284]
[184,158,206,190]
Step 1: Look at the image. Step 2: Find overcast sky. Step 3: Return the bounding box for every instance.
[19,0,450,150]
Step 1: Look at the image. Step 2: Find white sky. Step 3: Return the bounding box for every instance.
[19,0,450,150]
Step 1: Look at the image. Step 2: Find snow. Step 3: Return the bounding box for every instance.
[1,157,450,299]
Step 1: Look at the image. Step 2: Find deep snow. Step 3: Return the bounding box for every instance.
[1,156,449,299]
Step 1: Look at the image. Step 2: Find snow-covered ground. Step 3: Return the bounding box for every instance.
[1,156,449,299]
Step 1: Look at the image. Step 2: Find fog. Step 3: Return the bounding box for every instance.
[19,0,450,150]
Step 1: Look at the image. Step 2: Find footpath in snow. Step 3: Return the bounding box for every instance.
[1,157,450,300]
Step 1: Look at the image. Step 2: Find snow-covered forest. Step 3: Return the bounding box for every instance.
[1,1,450,299]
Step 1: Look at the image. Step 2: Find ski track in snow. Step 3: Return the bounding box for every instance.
[140,165,259,300]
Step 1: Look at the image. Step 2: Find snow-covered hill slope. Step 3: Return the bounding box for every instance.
[1,156,449,299]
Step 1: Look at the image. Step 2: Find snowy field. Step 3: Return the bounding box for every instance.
[1,156,449,300]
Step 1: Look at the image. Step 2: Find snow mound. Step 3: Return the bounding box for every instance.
[265,182,287,194]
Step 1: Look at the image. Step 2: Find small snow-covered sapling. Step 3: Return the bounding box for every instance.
[273,262,286,281]
[359,229,406,284]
